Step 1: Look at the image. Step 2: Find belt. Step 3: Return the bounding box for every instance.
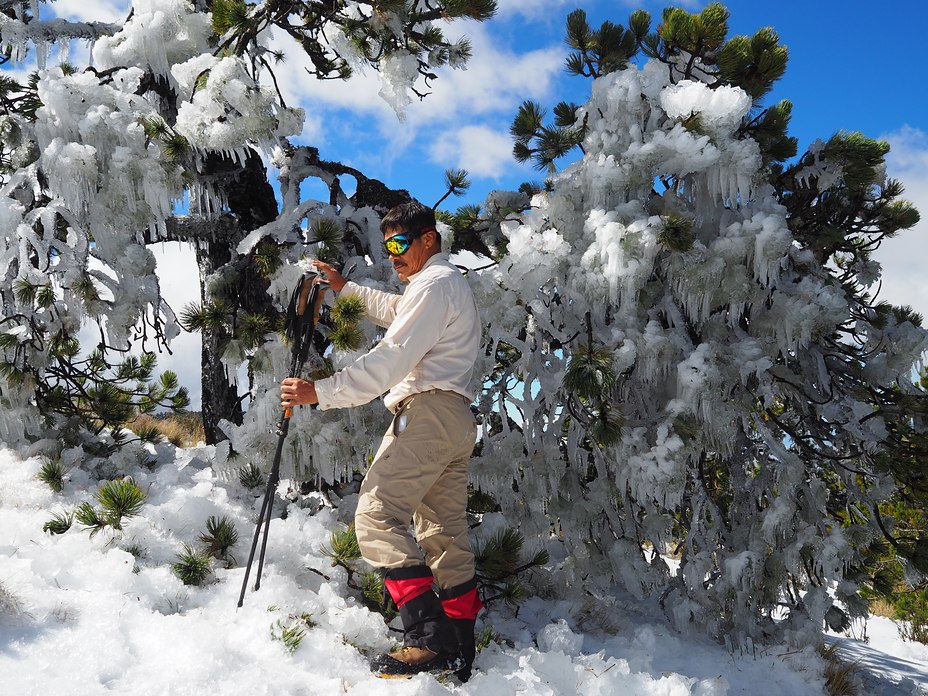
[393,389,469,414]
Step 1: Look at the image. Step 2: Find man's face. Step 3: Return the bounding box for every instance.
[383,225,436,282]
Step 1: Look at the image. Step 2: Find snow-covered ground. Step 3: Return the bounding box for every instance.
[2,445,926,696]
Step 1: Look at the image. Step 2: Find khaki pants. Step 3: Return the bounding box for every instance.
[355,390,477,590]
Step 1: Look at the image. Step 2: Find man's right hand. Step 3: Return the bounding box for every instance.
[281,377,318,408]
[312,260,346,292]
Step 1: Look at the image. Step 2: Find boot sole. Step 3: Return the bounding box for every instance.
[374,668,464,681]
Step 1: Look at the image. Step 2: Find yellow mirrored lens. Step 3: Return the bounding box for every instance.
[384,236,409,255]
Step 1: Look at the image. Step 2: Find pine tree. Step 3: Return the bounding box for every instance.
[74,478,147,538]
[451,3,927,642]
[0,0,497,448]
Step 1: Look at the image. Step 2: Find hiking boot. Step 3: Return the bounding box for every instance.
[382,567,459,655]
[450,618,477,682]
[370,646,463,678]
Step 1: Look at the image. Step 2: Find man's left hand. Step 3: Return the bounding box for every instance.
[281,377,319,408]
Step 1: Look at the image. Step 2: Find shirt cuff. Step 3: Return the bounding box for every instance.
[313,377,337,411]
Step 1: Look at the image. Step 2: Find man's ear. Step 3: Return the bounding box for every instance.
[425,228,440,250]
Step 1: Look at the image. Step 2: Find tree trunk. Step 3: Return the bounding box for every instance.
[195,240,243,444]
[193,150,279,444]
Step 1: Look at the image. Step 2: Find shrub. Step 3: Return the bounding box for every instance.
[36,458,64,492]
[172,544,212,586]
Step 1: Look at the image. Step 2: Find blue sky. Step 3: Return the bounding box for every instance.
[313,0,928,339]
[283,0,928,207]
[275,0,928,332]
[25,0,928,406]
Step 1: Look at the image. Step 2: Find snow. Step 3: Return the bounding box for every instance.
[660,82,752,137]
[4,3,928,690]
[2,446,927,696]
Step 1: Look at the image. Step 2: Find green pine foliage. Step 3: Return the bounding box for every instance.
[179,301,230,334]
[322,523,362,564]
[210,0,250,35]
[198,515,239,562]
[434,168,472,208]
[74,502,109,538]
[36,458,64,493]
[476,624,507,651]
[359,570,397,621]
[270,613,316,654]
[179,275,275,394]
[716,27,788,102]
[565,8,649,78]
[563,332,624,449]
[474,527,549,606]
[319,525,398,620]
[307,218,344,265]
[327,295,366,352]
[19,336,190,454]
[43,510,73,535]
[510,2,796,175]
[895,589,928,644]
[328,323,364,352]
[238,463,264,489]
[238,312,271,350]
[138,115,191,163]
[253,239,282,278]
[441,196,526,259]
[657,213,696,252]
[511,100,586,173]
[95,478,147,522]
[172,544,213,586]
[330,295,365,327]
[75,478,147,538]
[564,347,617,398]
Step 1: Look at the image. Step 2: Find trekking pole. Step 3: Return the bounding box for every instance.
[237,273,327,608]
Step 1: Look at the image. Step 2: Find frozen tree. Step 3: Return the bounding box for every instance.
[0,0,497,446]
[5,0,928,648]
[437,4,927,643]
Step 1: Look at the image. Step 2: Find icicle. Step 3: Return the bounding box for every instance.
[35,39,49,70]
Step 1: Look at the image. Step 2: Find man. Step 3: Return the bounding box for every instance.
[280,201,482,680]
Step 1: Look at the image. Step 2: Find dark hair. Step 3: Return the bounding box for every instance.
[380,201,436,236]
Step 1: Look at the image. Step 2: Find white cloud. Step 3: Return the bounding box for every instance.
[429,125,515,178]
[152,241,203,409]
[872,126,928,325]
[408,25,563,121]
[263,22,563,168]
[495,0,575,20]
[262,30,395,120]
[48,0,129,23]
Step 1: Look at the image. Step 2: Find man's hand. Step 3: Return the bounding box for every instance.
[311,260,346,292]
[281,377,319,409]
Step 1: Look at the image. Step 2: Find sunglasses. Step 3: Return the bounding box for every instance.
[383,227,435,256]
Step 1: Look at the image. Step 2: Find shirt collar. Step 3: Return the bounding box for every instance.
[406,252,448,282]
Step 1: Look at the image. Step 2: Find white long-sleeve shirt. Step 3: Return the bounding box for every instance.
[314,253,480,413]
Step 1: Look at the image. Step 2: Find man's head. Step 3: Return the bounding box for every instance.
[380,201,441,282]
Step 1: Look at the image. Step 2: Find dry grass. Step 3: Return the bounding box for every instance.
[867,598,896,620]
[817,642,860,696]
[129,412,205,447]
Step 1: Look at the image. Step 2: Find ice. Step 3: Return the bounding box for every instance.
[660,81,752,136]
[377,49,420,119]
